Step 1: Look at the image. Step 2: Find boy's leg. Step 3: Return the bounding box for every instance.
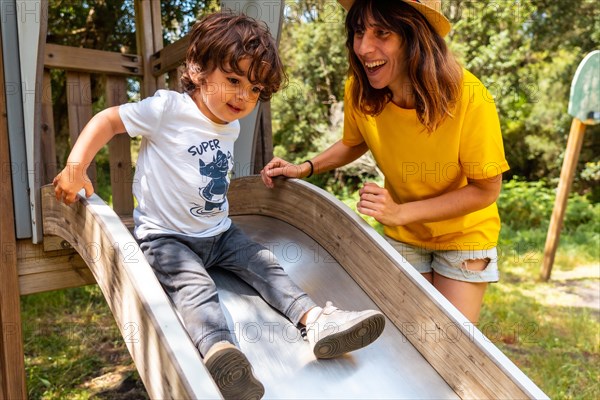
[215,224,385,358]
[139,235,234,356]
[141,234,265,399]
[214,224,318,326]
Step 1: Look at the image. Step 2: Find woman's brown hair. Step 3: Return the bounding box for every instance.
[346,0,462,132]
[181,12,286,102]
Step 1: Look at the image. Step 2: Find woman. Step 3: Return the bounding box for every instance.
[261,0,509,324]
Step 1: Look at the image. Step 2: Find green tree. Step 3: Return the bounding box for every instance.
[447,0,600,195]
[272,2,347,162]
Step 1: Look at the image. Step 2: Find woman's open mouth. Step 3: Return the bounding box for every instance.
[364,60,386,74]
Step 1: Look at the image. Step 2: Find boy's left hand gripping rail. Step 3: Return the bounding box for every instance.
[40,185,223,399]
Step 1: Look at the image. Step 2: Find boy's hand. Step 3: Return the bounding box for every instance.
[52,164,94,205]
[260,157,309,188]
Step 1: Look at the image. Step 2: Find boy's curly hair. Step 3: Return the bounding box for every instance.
[181,12,287,102]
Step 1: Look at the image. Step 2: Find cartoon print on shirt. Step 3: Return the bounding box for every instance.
[189,149,233,216]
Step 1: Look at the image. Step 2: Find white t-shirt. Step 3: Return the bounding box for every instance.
[119,90,239,239]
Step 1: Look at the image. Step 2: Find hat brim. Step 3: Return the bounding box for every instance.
[337,0,451,37]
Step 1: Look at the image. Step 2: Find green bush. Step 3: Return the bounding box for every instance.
[498,178,598,233]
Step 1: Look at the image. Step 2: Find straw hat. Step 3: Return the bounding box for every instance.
[337,0,451,37]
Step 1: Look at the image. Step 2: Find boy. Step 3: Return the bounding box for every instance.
[53,12,385,400]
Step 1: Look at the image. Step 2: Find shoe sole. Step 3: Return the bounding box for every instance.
[204,347,265,400]
[313,312,386,359]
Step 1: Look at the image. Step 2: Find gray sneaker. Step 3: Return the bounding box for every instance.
[204,341,264,400]
[306,302,385,359]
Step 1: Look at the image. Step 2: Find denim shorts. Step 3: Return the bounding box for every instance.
[384,236,500,283]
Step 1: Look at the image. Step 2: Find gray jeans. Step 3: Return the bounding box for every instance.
[138,223,317,356]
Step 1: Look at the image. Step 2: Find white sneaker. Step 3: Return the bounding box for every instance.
[203,341,264,400]
[306,302,385,359]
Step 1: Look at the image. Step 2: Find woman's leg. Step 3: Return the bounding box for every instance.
[432,271,488,324]
[431,253,498,324]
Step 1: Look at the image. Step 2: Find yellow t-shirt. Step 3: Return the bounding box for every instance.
[343,70,510,250]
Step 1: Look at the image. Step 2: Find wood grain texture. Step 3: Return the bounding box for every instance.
[151,36,189,77]
[229,176,548,400]
[44,43,142,76]
[65,71,96,187]
[106,76,134,217]
[134,0,165,96]
[0,31,27,397]
[40,70,57,185]
[41,185,221,399]
[541,118,587,280]
[17,239,94,295]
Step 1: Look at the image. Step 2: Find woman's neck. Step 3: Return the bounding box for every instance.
[389,78,416,109]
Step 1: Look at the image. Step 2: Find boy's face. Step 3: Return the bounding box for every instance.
[194,58,264,124]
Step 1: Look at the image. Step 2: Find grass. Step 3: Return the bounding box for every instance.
[479,225,599,400]
[21,287,147,399]
[20,186,599,399]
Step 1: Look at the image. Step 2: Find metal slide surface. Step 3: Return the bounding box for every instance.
[208,215,459,399]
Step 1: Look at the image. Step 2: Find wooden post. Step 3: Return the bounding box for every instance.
[540,119,587,281]
[0,32,28,399]
[106,76,134,217]
[135,0,165,97]
[65,71,97,187]
[40,70,57,184]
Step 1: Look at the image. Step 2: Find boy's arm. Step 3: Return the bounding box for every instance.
[53,106,127,204]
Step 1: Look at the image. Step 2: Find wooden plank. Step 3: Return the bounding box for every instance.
[19,262,95,296]
[17,240,93,295]
[40,185,221,399]
[40,70,57,185]
[151,35,189,77]
[66,71,97,188]
[44,43,142,76]
[228,176,548,400]
[106,76,134,216]
[0,30,27,398]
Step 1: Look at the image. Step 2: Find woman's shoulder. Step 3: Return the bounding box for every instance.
[459,69,496,107]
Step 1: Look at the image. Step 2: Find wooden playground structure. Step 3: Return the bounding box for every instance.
[1,1,548,398]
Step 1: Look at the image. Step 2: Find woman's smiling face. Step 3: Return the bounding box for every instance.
[352,16,407,94]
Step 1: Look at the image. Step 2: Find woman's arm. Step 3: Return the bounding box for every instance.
[357,175,503,226]
[53,106,127,204]
[261,140,368,188]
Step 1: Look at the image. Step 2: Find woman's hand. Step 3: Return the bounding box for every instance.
[358,175,503,227]
[52,164,94,205]
[260,157,310,188]
[357,182,403,226]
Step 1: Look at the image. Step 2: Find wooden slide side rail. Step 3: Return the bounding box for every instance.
[228,176,548,400]
[40,185,221,400]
